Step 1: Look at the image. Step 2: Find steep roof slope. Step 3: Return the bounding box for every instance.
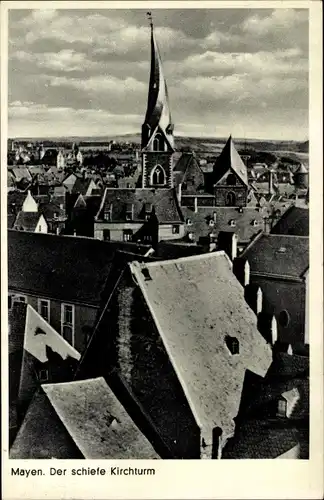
[8,230,151,305]
[213,136,248,186]
[129,251,272,437]
[11,378,160,459]
[241,233,309,279]
[271,206,309,236]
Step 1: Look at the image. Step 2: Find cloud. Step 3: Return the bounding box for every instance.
[11,49,99,72]
[242,9,307,35]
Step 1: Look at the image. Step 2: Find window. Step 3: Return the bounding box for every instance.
[38,369,49,383]
[103,229,110,241]
[38,299,50,322]
[61,304,75,346]
[225,335,240,355]
[53,212,58,219]
[151,165,166,185]
[143,234,152,243]
[125,203,134,221]
[13,295,27,304]
[186,218,192,226]
[277,399,287,418]
[8,295,12,310]
[252,219,259,226]
[123,229,133,242]
[209,219,214,227]
[103,204,112,221]
[172,225,180,234]
[229,219,236,227]
[153,133,164,151]
[279,309,290,328]
[226,191,236,206]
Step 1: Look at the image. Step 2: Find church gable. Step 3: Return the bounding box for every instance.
[215,169,246,188]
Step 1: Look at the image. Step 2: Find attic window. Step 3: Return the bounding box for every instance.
[229,219,236,227]
[238,206,244,213]
[125,203,134,221]
[225,335,240,355]
[252,219,259,226]
[104,203,113,221]
[277,247,287,253]
[186,218,192,225]
[209,219,215,227]
[141,268,152,281]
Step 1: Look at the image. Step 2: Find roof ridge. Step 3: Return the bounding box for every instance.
[129,250,229,270]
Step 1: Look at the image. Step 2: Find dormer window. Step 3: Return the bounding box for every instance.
[144,203,153,221]
[229,219,236,227]
[252,219,259,226]
[125,203,134,221]
[186,218,192,226]
[225,335,239,355]
[209,219,215,227]
[103,203,113,221]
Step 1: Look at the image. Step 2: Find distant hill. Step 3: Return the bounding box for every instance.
[9,134,309,155]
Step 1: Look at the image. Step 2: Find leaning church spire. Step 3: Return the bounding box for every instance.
[142,12,174,151]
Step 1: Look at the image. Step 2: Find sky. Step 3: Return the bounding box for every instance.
[8,8,309,140]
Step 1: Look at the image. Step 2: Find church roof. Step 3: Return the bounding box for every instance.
[129,252,272,437]
[213,136,248,186]
[142,21,174,150]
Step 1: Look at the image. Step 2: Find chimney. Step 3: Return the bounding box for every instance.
[194,197,198,213]
[231,233,238,260]
[213,211,217,223]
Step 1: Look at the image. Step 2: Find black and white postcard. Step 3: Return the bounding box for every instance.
[1,1,323,499]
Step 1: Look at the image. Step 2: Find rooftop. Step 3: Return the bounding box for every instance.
[8,230,151,306]
[213,136,248,186]
[271,206,309,236]
[13,212,43,232]
[129,251,272,436]
[241,233,309,279]
[11,378,160,459]
[96,188,183,223]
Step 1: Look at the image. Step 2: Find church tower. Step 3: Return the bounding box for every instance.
[141,14,175,189]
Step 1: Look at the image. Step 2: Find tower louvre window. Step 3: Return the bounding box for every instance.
[151,165,166,186]
[225,335,240,355]
[153,133,164,152]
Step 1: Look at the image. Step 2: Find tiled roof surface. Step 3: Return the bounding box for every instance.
[97,188,183,223]
[241,233,309,279]
[181,206,267,243]
[129,252,272,436]
[13,212,42,232]
[213,136,248,186]
[222,420,308,459]
[8,230,150,305]
[271,206,309,236]
[11,378,159,459]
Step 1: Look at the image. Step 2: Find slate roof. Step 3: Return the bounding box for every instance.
[8,230,151,306]
[72,177,96,195]
[181,206,267,244]
[10,378,160,459]
[213,136,248,186]
[96,188,184,223]
[271,206,309,236]
[129,252,272,437]
[13,212,44,232]
[222,420,308,459]
[241,233,309,279]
